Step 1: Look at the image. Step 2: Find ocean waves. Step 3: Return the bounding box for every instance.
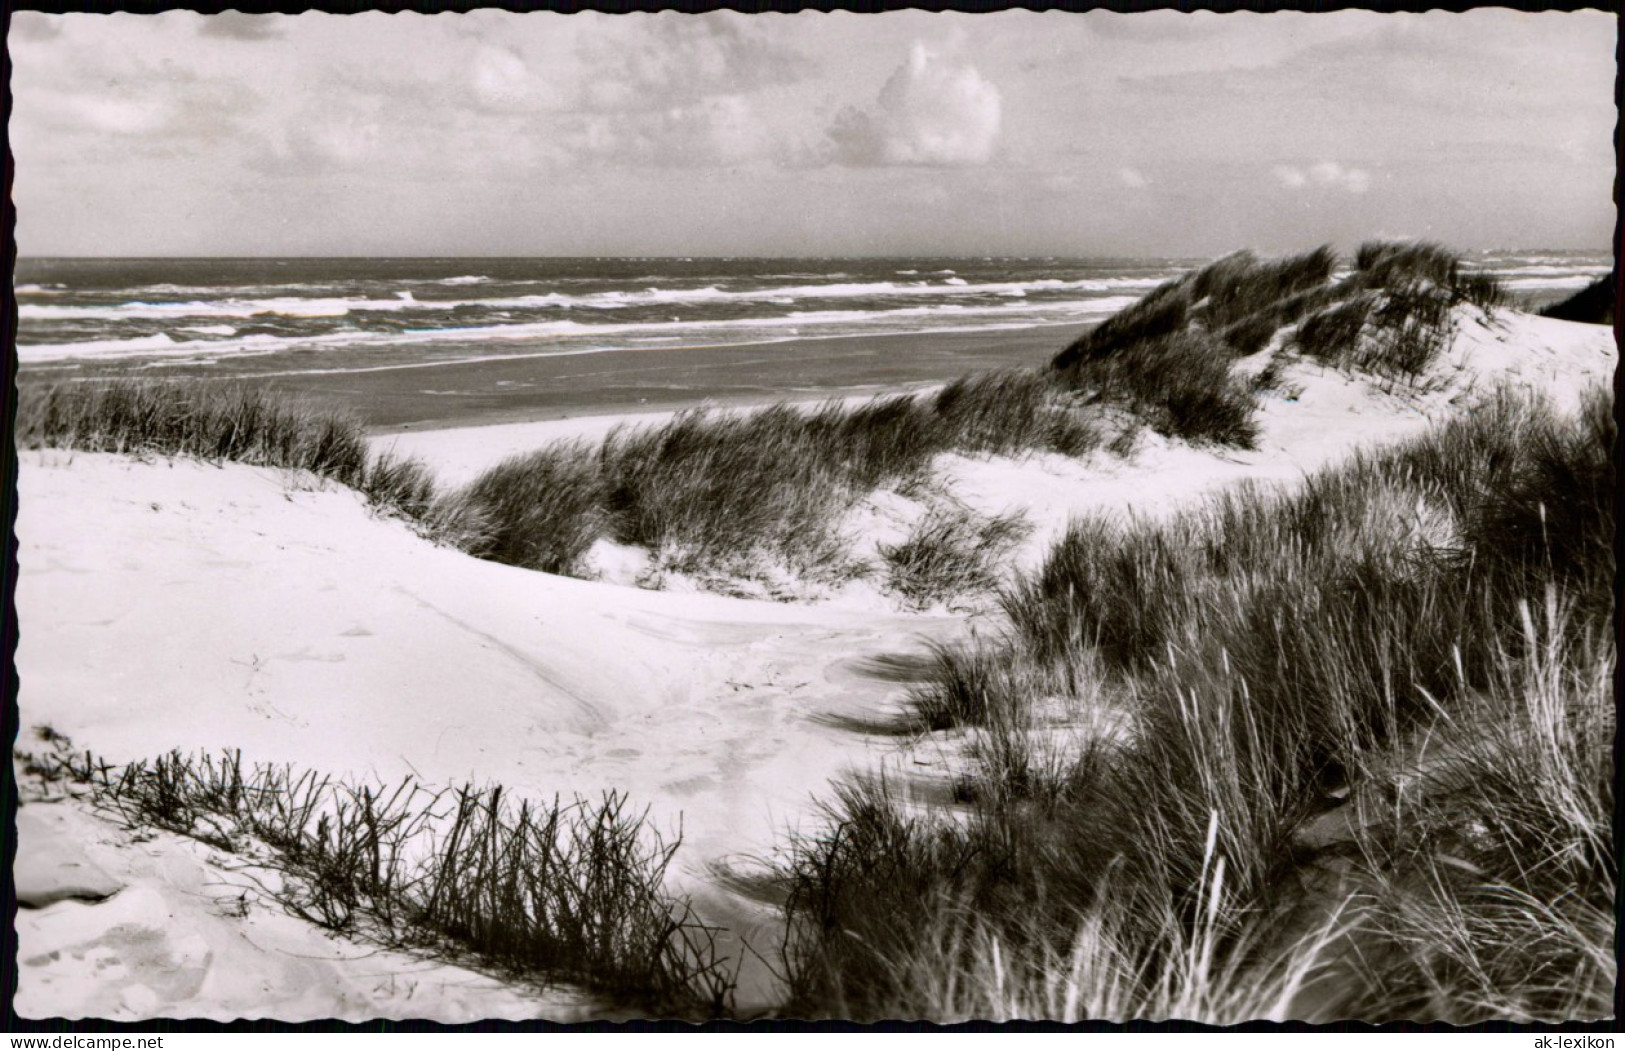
[18,296,1140,367]
[1500,274,1611,292]
[15,250,1607,373]
[18,275,1164,324]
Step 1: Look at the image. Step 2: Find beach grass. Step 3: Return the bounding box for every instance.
[11,370,1095,600]
[879,504,1032,611]
[775,383,1614,1022]
[449,368,1098,588]
[11,379,474,538]
[1055,326,1261,447]
[15,380,373,484]
[18,735,735,1017]
[1052,241,1512,440]
[1539,274,1614,325]
[1050,246,1340,371]
[450,441,609,577]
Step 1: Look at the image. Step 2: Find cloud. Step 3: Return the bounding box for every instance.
[1273,161,1370,193]
[547,14,810,168]
[59,95,174,136]
[1118,167,1148,189]
[569,94,776,169]
[198,13,283,41]
[12,13,63,41]
[578,14,812,111]
[1309,160,1371,193]
[247,109,386,176]
[239,89,403,178]
[827,42,1002,168]
[1272,165,1308,189]
[468,44,564,113]
[17,65,262,156]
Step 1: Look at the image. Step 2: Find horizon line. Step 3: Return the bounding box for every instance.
[15,246,1615,263]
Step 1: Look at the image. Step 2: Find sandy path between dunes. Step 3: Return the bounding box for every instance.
[13,307,1614,1020]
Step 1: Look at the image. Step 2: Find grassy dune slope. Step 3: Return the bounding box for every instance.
[1540,274,1615,325]
[775,386,1614,1023]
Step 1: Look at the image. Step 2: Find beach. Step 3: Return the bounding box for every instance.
[283,321,1094,431]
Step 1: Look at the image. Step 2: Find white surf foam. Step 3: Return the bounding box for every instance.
[20,297,1137,365]
[20,277,1160,324]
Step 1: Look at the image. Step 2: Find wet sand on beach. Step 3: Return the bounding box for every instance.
[255,322,1092,431]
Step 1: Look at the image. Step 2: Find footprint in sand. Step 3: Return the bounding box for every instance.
[19,888,213,1019]
[660,774,718,796]
[272,647,347,663]
[14,809,125,908]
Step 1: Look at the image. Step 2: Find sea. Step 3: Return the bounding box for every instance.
[15,251,1611,381]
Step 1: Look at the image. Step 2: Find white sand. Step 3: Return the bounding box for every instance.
[13,306,1615,1020]
[14,800,600,1022]
[15,450,960,1016]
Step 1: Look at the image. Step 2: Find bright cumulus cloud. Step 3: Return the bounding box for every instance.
[828,42,1001,167]
[470,45,559,113]
[1274,161,1372,194]
[62,96,173,136]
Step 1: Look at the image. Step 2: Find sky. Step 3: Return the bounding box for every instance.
[9,9,1617,258]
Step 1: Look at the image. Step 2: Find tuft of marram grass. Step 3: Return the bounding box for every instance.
[1052,242,1513,447]
[453,441,608,577]
[361,451,440,521]
[879,504,1031,611]
[1056,328,1260,447]
[1323,592,1616,1022]
[452,369,1097,586]
[1054,245,1339,374]
[15,380,372,484]
[18,735,735,1017]
[1293,282,1457,382]
[1187,246,1340,340]
[1049,249,1350,448]
[1294,294,1376,365]
[1355,240,1462,289]
[13,380,483,549]
[1538,274,1614,325]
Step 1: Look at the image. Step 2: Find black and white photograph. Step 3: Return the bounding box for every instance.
[6,4,1618,1027]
